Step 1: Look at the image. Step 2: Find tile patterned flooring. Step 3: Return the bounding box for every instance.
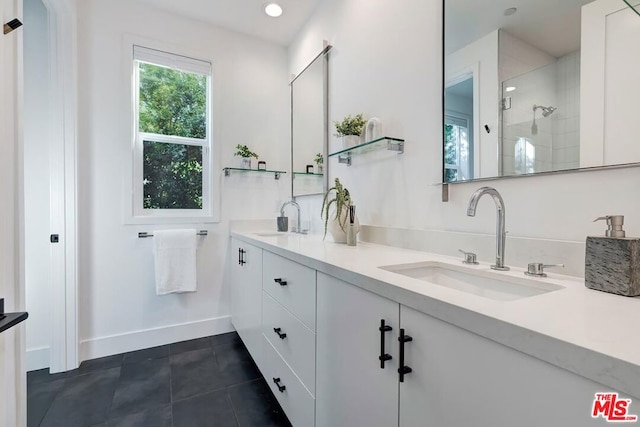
[27,332,292,427]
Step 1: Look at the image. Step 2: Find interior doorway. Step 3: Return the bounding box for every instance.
[22,0,79,373]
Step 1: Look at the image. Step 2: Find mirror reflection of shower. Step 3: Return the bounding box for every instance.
[531,104,557,135]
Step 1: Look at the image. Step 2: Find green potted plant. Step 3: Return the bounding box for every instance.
[314,153,324,174]
[234,144,259,169]
[321,178,359,243]
[334,113,367,148]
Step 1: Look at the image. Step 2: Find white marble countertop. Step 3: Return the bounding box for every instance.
[231,230,640,398]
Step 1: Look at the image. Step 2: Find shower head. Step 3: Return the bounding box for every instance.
[533,105,557,118]
[542,106,556,117]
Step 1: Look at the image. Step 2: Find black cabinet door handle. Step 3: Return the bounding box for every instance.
[378,319,393,369]
[273,377,286,392]
[239,248,246,266]
[274,278,287,286]
[273,327,287,339]
[398,328,413,382]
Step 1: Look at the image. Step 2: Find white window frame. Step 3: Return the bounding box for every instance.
[128,44,219,223]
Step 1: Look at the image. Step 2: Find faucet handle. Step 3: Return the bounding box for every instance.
[525,263,564,277]
[458,249,479,265]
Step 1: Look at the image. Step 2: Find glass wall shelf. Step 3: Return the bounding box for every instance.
[329,136,404,166]
[293,172,324,176]
[223,167,287,180]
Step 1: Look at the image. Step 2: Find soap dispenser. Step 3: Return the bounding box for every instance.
[585,215,640,296]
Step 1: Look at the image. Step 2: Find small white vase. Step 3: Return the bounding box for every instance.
[240,157,252,169]
[328,208,360,244]
[341,134,362,148]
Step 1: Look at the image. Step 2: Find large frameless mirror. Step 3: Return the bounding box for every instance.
[291,45,332,197]
[444,0,640,183]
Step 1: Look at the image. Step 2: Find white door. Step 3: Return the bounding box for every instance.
[316,273,399,427]
[230,239,263,368]
[399,305,625,427]
[23,0,54,373]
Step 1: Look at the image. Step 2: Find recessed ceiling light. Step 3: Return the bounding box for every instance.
[504,7,517,16]
[265,3,283,18]
[505,86,516,92]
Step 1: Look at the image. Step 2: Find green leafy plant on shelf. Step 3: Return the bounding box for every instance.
[233,144,259,159]
[321,178,352,238]
[314,153,324,165]
[333,113,367,137]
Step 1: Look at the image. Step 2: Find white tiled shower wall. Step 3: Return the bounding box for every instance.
[498,31,580,174]
[552,51,581,171]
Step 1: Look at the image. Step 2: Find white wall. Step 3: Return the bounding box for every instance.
[76,0,290,360]
[581,0,640,168]
[289,0,640,271]
[24,0,52,371]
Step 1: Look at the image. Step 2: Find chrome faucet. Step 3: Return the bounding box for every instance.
[280,200,306,234]
[466,187,509,271]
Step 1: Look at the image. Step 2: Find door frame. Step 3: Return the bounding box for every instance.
[41,0,78,373]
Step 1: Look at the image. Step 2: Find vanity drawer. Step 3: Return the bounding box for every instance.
[264,337,315,427]
[263,251,316,331]
[263,291,315,393]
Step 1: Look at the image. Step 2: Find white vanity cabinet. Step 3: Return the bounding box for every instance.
[230,238,264,370]
[261,252,317,427]
[316,272,625,427]
[231,236,633,427]
[316,272,400,427]
[399,305,616,427]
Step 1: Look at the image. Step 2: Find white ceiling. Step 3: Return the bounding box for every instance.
[135,0,322,46]
[446,0,595,57]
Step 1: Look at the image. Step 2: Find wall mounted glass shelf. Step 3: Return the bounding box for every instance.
[329,136,404,166]
[293,172,324,176]
[223,167,287,180]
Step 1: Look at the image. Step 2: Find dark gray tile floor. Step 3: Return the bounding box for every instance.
[28,332,291,427]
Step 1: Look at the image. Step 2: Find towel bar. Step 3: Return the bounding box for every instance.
[138,230,208,238]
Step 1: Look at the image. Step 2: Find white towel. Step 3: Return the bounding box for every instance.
[153,229,197,295]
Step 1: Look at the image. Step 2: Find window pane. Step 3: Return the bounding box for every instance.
[138,63,207,139]
[445,168,458,182]
[143,141,203,209]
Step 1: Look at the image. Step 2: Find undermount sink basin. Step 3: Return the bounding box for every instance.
[379,261,564,301]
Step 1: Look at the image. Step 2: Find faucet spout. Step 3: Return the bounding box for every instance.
[466,187,509,271]
[280,200,304,234]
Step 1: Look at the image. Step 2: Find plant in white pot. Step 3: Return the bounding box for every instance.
[321,178,360,243]
[334,114,367,148]
[234,144,259,169]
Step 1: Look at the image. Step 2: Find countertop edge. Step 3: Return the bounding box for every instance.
[231,231,640,398]
[0,312,29,334]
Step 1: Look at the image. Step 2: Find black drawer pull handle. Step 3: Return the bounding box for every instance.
[274,278,287,286]
[398,328,413,382]
[379,319,393,369]
[273,377,286,393]
[273,327,287,339]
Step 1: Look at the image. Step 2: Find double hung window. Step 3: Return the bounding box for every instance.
[133,46,212,218]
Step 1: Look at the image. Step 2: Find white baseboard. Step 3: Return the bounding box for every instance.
[27,347,50,372]
[79,315,234,362]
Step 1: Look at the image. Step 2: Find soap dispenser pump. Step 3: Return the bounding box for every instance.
[593,215,625,237]
[585,215,640,296]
